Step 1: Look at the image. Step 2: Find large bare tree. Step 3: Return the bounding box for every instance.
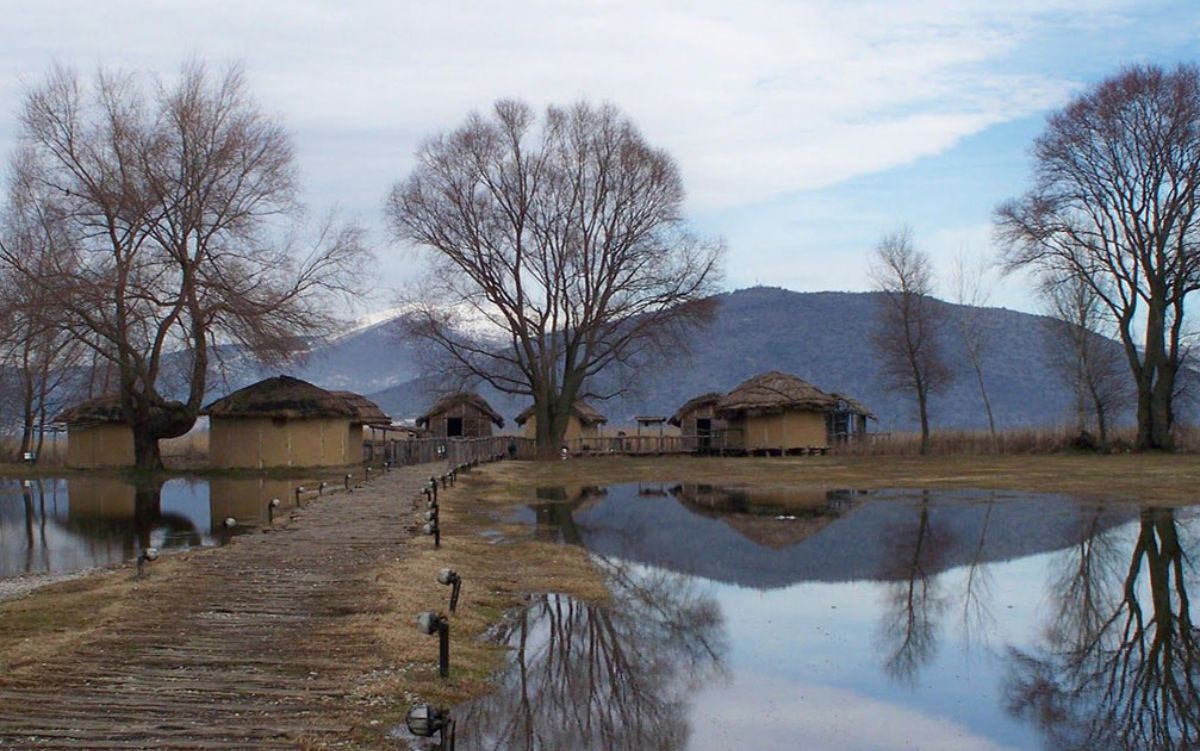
[0,63,366,469]
[870,228,952,454]
[1040,270,1127,445]
[387,100,722,451]
[996,63,1200,450]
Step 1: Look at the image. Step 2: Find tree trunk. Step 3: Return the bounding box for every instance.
[916,385,931,456]
[133,428,165,472]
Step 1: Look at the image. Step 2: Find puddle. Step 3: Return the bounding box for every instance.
[0,475,326,578]
[450,482,1199,750]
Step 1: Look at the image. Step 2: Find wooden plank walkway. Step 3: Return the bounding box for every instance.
[0,463,444,750]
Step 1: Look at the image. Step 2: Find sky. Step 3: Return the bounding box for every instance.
[2,0,1198,315]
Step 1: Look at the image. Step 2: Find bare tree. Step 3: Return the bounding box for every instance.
[870,228,952,454]
[996,63,1200,450]
[0,157,85,461]
[1040,270,1128,445]
[387,100,723,452]
[0,63,367,469]
[950,251,998,446]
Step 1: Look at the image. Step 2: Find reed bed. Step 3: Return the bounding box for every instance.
[838,425,1198,456]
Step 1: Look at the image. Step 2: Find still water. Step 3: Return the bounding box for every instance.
[0,475,317,577]
[455,483,1199,751]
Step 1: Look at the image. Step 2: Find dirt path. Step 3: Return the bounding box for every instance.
[0,463,445,750]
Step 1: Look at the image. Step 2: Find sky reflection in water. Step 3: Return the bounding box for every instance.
[455,483,1200,751]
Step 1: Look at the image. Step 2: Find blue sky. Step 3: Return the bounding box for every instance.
[2,0,1198,315]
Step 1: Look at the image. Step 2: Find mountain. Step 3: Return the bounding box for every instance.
[357,287,1148,431]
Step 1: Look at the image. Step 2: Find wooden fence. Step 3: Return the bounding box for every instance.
[363,436,537,467]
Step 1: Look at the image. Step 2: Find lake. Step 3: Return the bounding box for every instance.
[452,482,1199,751]
[0,475,323,578]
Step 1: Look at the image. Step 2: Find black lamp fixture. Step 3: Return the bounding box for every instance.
[406,704,455,750]
[268,497,280,523]
[437,568,462,613]
[416,611,450,678]
[136,547,159,577]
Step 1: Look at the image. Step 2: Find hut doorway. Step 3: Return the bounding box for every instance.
[697,418,712,450]
[446,417,464,437]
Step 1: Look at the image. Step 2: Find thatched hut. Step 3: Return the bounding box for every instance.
[715,371,872,453]
[56,396,135,469]
[416,392,504,438]
[668,392,728,451]
[202,376,358,469]
[331,391,391,462]
[515,400,607,443]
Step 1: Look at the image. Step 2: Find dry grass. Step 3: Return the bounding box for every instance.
[160,429,209,466]
[839,425,1200,456]
[474,453,1200,505]
[351,472,608,721]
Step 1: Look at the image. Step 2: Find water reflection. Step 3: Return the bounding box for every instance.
[457,559,728,750]
[492,483,1198,750]
[0,475,317,578]
[1006,508,1200,750]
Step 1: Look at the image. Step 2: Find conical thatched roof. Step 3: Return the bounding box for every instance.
[55,395,127,427]
[515,399,607,427]
[716,371,838,417]
[331,391,391,426]
[416,392,504,428]
[668,392,724,426]
[201,376,356,419]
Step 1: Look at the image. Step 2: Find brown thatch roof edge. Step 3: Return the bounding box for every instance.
[202,376,356,419]
[54,395,127,427]
[331,391,391,426]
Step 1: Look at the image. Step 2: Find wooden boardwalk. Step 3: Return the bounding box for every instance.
[0,463,444,750]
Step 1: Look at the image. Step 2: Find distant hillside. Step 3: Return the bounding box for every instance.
[362,287,1145,432]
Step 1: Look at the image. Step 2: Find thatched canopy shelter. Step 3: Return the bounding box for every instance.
[201,376,359,468]
[715,371,872,451]
[417,392,504,438]
[515,399,607,443]
[331,391,391,426]
[56,395,135,469]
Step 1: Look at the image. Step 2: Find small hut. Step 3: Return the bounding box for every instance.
[56,396,135,469]
[202,376,358,469]
[668,392,728,451]
[715,371,872,453]
[515,400,607,443]
[331,391,391,463]
[416,392,504,438]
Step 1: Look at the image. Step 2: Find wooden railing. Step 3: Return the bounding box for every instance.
[363,436,537,467]
[561,430,746,456]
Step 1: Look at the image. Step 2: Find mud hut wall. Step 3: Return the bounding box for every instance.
[66,424,136,469]
[345,424,364,465]
[733,410,828,451]
[209,416,352,469]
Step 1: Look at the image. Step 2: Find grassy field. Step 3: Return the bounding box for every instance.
[478,453,1200,504]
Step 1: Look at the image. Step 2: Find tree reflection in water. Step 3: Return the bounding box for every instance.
[456,558,728,750]
[875,494,952,685]
[1006,508,1200,750]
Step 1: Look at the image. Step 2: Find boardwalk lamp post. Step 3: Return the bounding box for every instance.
[136,547,159,577]
[423,518,441,548]
[437,568,461,613]
[416,611,450,678]
[268,498,280,523]
[406,704,455,750]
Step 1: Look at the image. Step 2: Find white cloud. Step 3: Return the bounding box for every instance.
[0,0,1139,211]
